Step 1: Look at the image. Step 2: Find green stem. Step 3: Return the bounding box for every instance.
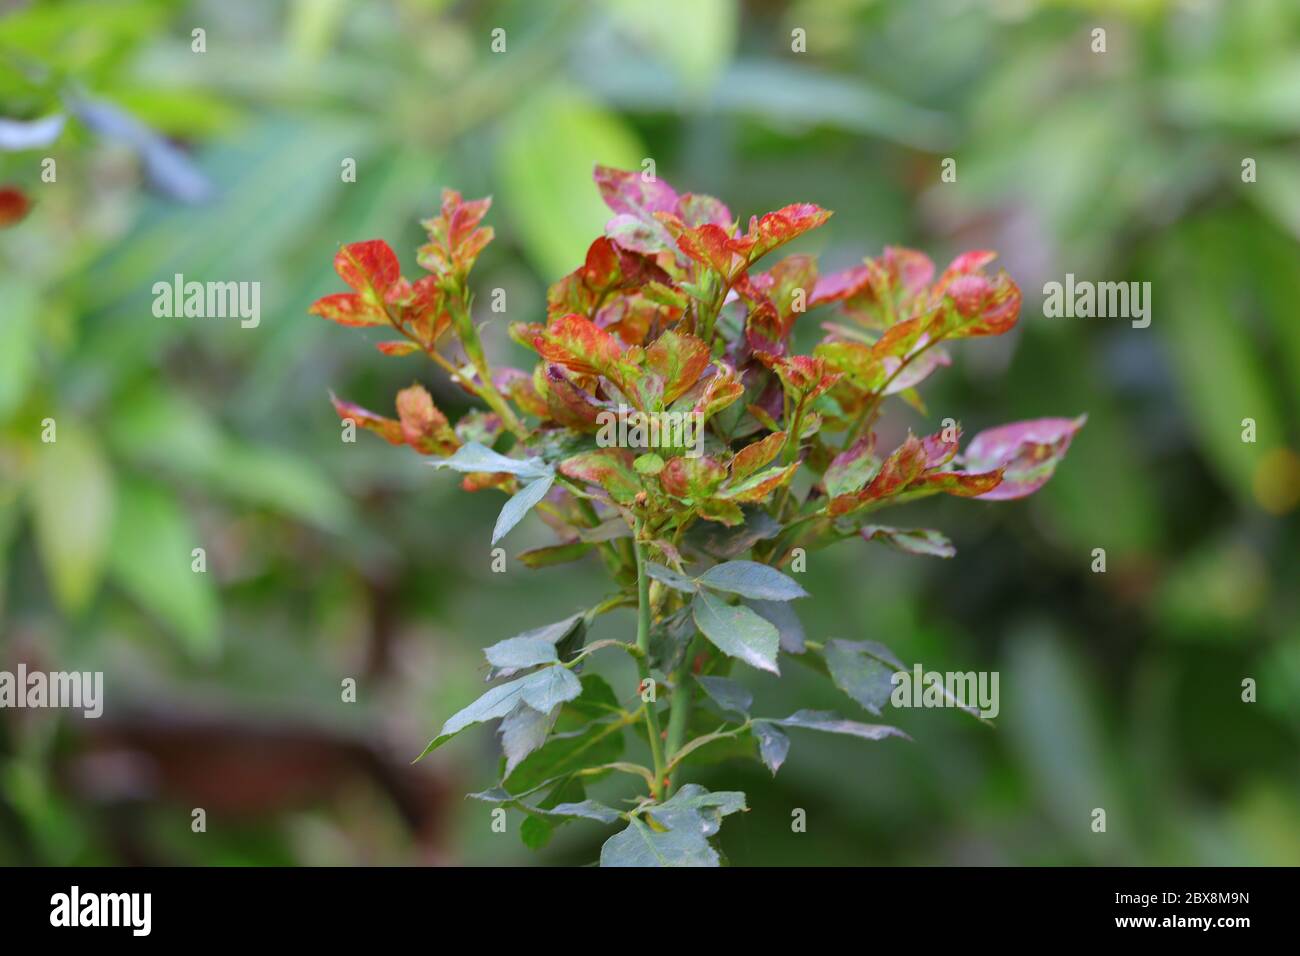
[842,336,945,451]
[633,532,667,800]
[663,652,694,794]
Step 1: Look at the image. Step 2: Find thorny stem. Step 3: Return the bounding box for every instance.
[633,529,667,800]
[662,644,696,794]
[447,289,530,441]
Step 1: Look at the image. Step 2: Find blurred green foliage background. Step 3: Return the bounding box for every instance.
[1,0,1297,866]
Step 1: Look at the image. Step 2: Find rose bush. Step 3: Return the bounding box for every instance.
[310,166,1084,866]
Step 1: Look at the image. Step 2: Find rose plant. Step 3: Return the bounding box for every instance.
[310,166,1084,866]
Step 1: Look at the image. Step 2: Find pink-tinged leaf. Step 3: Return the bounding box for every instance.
[391,275,449,345]
[453,409,504,448]
[906,469,1004,499]
[508,321,548,351]
[887,247,936,297]
[395,384,459,455]
[814,341,886,391]
[419,189,494,277]
[963,415,1087,500]
[863,434,927,499]
[810,264,872,307]
[646,329,711,405]
[534,313,627,379]
[744,204,832,264]
[594,166,680,254]
[460,471,514,493]
[828,434,926,515]
[641,281,689,311]
[823,435,880,498]
[757,354,842,404]
[549,238,671,320]
[594,165,680,218]
[559,448,642,504]
[834,247,935,329]
[931,250,997,300]
[329,393,404,446]
[881,346,951,394]
[717,462,799,503]
[870,312,934,361]
[335,240,401,297]
[604,213,670,255]
[728,431,786,484]
[934,270,1022,338]
[543,365,606,430]
[666,220,752,277]
[578,235,623,289]
[684,365,745,421]
[695,498,745,526]
[675,193,732,229]
[503,367,548,419]
[309,292,387,327]
[660,456,727,500]
[860,526,956,559]
[920,424,961,468]
[376,340,421,356]
[596,293,672,348]
[741,254,818,351]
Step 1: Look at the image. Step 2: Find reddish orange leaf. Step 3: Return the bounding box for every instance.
[329,393,404,445]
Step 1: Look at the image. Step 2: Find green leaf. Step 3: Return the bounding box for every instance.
[519,777,587,850]
[575,518,632,543]
[28,425,114,613]
[485,637,560,674]
[659,707,758,769]
[564,673,623,722]
[646,784,746,837]
[503,716,627,794]
[470,778,621,850]
[517,540,594,568]
[686,507,782,559]
[692,590,780,675]
[538,799,623,825]
[751,722,790,775]
[492,473,555,545]
[499,703,560,776]
[859,525,956,558]
[697,559,808,601]
[558,447,643,504]
[823,639,903,716]
[646,562,698,593]
[531,801,627,851]
[633,452,665,475]
[647,605,697,674]
[418,665,582,759]
[695,675,752,719]
[107,481,220,659]
[745,598,806,653]
[772,709,909,742]
[485,613,586,678]
[600,812,719,867]
[428,442,551,480]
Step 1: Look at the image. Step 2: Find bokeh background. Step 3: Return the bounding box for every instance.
[2,0,1298,866]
